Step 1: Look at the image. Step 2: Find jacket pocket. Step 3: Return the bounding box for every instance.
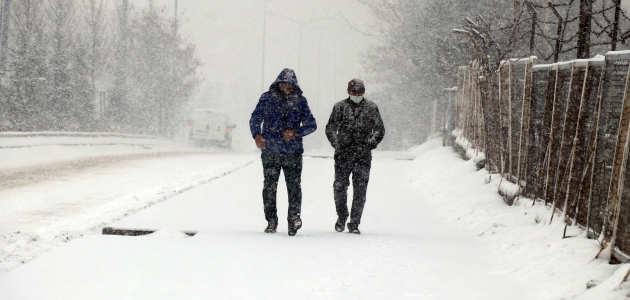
[336,131,352,149]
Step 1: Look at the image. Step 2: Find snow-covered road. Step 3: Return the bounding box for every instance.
[0,150,255,275]
[0,138,627,299]
[0,143,530,299]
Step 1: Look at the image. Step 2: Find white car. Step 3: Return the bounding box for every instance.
[189,109,236,149]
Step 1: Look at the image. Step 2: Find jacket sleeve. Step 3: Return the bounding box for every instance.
[368,104,385,149]
[325,104,339,149]
[249,94,266,138]
[298,98,317,137]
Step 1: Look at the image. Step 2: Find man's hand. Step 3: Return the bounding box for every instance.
[282,130,296,141]
[255,134,266,149]
[367,137,377,150]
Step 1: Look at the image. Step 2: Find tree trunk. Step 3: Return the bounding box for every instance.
[514,0,522,54]
[611,0,621,51]
[576,0,592,59]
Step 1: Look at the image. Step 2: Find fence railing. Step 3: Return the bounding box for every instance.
[452,50,630,264]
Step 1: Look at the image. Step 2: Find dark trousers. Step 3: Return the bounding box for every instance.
[333,153,371,226]
[261,152,303,223]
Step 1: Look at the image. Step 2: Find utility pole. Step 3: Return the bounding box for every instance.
[174,0,178,34]
[163,0,178,136]
[298,23,303,74]
[0,0,10,73]
[269,13,332,75]
[317,38,321,116]
[317,38,323,149]
[121,0,128,84]
[110,0,129,129]
[261,0,267,94]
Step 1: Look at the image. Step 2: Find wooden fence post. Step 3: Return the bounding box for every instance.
[516,57,537,190]
[564,57,604,228]
[544,62,572,205]
[499,61,511,178]
[550,60,589,221]
[524,63,551,200]
[588,52,630,245]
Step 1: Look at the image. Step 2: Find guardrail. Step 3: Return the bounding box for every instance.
[0,131,169,148]
[0,131,166,139]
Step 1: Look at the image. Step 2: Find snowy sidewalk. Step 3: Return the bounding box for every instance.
[0,153,255,275]
[0,142,531,299]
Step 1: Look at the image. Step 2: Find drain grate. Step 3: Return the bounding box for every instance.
[102,227,197,237]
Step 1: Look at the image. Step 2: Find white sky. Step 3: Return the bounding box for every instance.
[134,0,377,149]
[134,1,630,150]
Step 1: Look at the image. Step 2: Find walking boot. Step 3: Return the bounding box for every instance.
[264,221,277,233]
[288,215,302,236]
[335,217,347,232]
[347,221,360,235]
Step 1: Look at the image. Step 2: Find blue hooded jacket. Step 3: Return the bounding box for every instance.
[250,69,317,154]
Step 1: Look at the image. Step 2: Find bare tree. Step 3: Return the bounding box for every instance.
[78,0,107,95]
[509,0,630,62]
[576,0,593,58]
[359,0,513,148]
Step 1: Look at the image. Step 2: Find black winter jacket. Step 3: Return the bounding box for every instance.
[325,98,385,159]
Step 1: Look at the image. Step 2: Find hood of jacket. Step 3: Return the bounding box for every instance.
[269,68,303,96]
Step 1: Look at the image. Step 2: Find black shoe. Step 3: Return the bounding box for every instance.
[335,217,347,232]
[264,221,277,233]
[288,215,302,236]
[347,222,360,235]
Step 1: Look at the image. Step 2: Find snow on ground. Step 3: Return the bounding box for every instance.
[0,134,254,276]
[0,137,627,299]
[0,139,530,299]
[410,139,629,299]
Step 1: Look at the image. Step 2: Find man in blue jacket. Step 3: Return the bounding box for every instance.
[250,69,317,236]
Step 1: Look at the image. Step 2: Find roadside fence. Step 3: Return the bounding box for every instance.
[451,50,630,264]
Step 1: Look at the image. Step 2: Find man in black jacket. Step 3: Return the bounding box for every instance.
[325,79,385,234]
